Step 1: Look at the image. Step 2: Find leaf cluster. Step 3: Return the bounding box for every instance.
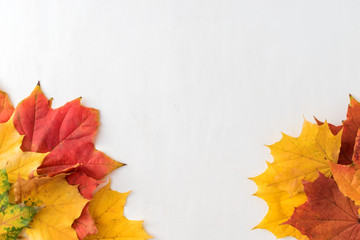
[251,95,360,240]
[0,84,152,240]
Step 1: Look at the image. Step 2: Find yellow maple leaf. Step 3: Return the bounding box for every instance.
[85,182,152,240]
[250,119,342,239]
[330,163,360,209]
[0,116,48,183]
[11,175,88,240]
[251,163,307,239]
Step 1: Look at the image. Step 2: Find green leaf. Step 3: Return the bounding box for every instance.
[0,169,38,240]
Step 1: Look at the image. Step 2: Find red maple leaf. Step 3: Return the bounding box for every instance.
[338,95,360,165]
[13,84,123,178]
[285,173,360,239]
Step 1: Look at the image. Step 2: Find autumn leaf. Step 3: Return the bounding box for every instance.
[350,129,360,168]
[251,164,307,239]
[0,169,37,240]
[10,175,54,204]
[330,162,360,209]
[0,84,151,240]
[12,175,88,240]
[66,171,103,200]
[13,84,123,179]
[286,173,360,239]
[251,119,342,239]
[314,116,343,135]
[314,95,360,165]
[84,182,152,240]
[0,116,48,183]
[66,171,103,240]
[0,91,14,123]
[72,205,97,240]
[268,119,342,194]
[335,94,360,165]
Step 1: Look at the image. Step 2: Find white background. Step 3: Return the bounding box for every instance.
[0,1,359,240]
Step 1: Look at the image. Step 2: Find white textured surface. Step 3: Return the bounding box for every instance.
[0,1,359,239]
